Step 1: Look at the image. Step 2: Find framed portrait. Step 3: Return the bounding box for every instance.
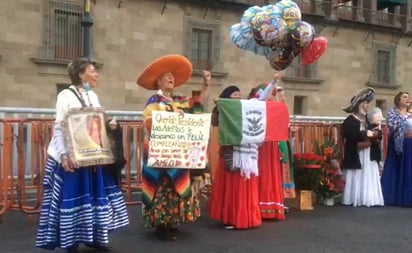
[63,107,115,167]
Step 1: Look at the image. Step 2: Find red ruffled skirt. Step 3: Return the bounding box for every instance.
[208,158,261,229]
[258,142,285,220]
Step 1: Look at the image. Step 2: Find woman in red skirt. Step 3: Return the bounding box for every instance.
[208,85,262,230]
[249,73,286,220]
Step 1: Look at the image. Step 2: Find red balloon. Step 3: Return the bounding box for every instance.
[301,36,327,65]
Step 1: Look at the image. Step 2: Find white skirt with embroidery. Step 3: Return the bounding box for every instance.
[342,147,384,207]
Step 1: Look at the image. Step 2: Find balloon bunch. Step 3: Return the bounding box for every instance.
[230,0,327,71]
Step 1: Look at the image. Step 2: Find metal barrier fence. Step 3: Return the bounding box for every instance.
[0,118,145,221]
[0,109,389,221]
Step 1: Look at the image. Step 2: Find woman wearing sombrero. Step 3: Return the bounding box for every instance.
[137,54,211,240]
[341,87,384,207]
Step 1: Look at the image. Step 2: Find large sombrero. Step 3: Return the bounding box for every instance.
[342,87,376,113]
[136,54,193,90]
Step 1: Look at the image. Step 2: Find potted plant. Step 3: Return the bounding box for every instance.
[318,162,345,206]
[316,137,344,206]
[292,153,324,210]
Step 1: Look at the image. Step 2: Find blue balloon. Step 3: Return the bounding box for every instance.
[230,23,272,58]
[263,4,283,19]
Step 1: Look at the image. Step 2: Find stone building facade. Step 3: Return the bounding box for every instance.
[1,0,412,116]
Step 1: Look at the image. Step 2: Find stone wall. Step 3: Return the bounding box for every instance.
[0,0,411,116]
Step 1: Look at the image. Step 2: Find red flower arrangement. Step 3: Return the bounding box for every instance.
[293,151,344,199]
[318,161,344,199]
[293,153,324,191]
[319,138,341,161]
[294,153,324,167]
[316,137,344,200]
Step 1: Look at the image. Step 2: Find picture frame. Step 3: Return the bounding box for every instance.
[63,107,115,167]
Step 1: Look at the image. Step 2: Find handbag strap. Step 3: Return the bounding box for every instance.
[68,87,87,108]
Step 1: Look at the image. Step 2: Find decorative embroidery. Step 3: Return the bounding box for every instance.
[387,107,407,154]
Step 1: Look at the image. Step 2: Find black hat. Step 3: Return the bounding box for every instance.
[342,87,375,113]
[219,85,240,98]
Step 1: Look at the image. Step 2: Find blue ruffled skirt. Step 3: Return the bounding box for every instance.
[381,136,412,206]
[35,158,129,250]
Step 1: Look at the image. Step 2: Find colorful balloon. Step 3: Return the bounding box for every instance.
[275,0,302,30]
[263,4,283,19]
[269,46,298,70]
[291,21,315,49]
[230,24,247,49]
[240,6,263,28]
[230,23,272,58]
[301,36,328,65]
[251,13,288,47]
[229,1,313,61]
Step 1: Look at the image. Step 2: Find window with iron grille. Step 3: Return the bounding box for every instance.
[376,50,391,83]
[286,55,318,79]
[43,0,84,60]
[370,42,396,86]
[191,29,213,70]
[185,18,222,71]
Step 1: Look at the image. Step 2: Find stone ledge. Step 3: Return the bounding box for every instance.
[283,76,325,84]
[367,81,401,89]
[31,57,104,68]
[192,69,228,78]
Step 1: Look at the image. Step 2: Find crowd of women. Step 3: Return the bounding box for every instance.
[341,88,412,208]
[34,55,412,252]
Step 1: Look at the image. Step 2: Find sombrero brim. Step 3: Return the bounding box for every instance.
[136,54,193,90]
[342,87,375,113]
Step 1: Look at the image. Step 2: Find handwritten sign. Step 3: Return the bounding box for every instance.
[147,111,211,169]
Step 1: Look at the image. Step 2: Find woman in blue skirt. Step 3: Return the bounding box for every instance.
[35,58,129,253]
[381,92,412,206]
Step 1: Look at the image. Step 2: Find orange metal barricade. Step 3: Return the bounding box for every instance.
[289,121,388,161]
[0,119,22,220]
[290,122,337,154]
[10,119,53,214]
[118,120,144,206]
[0,120,11,220]
[0,118,390,220]
[0,118,145,220]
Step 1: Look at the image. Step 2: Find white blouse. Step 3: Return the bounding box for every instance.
[47,85,101,162]
[404,114,412,134]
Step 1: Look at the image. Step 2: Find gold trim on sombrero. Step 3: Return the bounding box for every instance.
[342,87,376,113]
[136,54,193,90]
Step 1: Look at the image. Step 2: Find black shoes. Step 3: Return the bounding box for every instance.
[167,225,179,233]
[66,242,112,252]
[155,224,177,241]
[84,243,112,252]
[67,245,80,253]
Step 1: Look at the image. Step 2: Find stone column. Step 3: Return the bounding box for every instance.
[370,0,377,24]
[393,6,401,28]
[404,0,412,32]
[355,0,365,22]
[325,0,339,20]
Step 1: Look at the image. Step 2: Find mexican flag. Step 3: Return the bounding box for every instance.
[217,99,289,145]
